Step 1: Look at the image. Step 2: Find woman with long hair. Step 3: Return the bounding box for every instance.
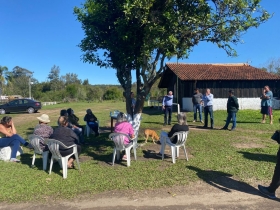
[0,116,33,162]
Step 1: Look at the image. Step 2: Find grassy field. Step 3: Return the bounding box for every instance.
[0,100,279,202]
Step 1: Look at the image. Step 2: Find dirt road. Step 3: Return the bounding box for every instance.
[1,181,279,210]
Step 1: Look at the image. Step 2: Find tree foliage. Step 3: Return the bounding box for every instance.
[262,57,280,75]
[0,65,8,94]
[74,0,271,114]
[103,87,123,100]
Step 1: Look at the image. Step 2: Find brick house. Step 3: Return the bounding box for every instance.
[158,63,280,111]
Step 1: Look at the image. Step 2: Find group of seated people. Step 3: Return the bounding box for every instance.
[0,108,188,165]
[113,111,189,160]
[0,108,99,167]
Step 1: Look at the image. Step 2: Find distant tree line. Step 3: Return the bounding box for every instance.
[260,58,280,75]
[0,65,165,102]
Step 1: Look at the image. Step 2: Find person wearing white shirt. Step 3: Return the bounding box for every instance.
[202,88,214,129]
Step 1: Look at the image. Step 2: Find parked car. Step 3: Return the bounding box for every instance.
[0,99,42,114]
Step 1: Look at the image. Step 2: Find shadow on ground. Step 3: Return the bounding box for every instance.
[238,151,277,163]
[187,165,280,201]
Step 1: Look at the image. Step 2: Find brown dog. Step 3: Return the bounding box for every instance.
[144,129,160,144]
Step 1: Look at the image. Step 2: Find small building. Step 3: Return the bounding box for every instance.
[158,63,280,111]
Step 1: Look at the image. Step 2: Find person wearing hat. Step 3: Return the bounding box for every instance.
[84,109,99,136]
[33,114,53,150]
[221,90,239,131]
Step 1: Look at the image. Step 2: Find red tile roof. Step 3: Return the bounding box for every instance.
[166,63,280,80]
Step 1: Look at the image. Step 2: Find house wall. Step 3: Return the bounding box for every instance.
[181,80,280,98]
[182,97,280,112]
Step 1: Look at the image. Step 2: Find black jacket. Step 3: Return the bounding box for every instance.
[227,95,239,113]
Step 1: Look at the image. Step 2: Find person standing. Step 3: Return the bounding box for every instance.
[162,91,173,125]
[260,86,273,124]
[221,90,239,131]
[192,88,203,123]
[202,88,214,129]
[258,126,280,199]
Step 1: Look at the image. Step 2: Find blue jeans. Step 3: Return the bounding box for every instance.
[204,106,214,128]
[224,112,237,129]
[72,127,85,144]
[193,104,202,121]
[0,134,27,159]
[87,122,99,133]
[164,106,172,124]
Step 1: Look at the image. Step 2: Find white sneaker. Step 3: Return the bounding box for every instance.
[10,158,21,162]
[192,120,196,122]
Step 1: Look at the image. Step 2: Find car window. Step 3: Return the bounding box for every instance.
[9,100,18,105]
[18,100,23,105]
[23,100,29,104]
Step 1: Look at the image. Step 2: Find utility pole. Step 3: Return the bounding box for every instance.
[29,77,31,99]
[28,72,34,99]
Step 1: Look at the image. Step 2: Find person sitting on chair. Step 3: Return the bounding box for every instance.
[33,114,53,151]
[50,116,81,169]
[84,109,99,137]
[0,116,33,162]
[67,108,84,133]
[60,109,84,144]
[114,112,135,160]
[158,112,189,156]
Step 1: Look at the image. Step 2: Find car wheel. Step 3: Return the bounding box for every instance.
[0,109,6,114]
[27,107,35,114]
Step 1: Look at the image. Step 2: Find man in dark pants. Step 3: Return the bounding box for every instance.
[258,129,280,199]
[192,88,204,123]
[162,91,173,125]
[202,88,214,129]
[221,90,239,131]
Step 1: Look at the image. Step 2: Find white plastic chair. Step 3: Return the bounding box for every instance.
[84,120,99,137]
[161,131,189,163]
[109,132,136,167]
[127,113,142,160]
[28,134,49,170]
[47,139,80,179]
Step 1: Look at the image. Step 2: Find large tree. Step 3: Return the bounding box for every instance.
[74,0,270,115]
[0,65,8,94]
[4,66,34,97]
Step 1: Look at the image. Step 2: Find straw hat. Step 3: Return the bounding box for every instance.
[37,114,50,123]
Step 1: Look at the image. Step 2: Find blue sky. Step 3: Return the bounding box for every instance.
[0,0,279,85]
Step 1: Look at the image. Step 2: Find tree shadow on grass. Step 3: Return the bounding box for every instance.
[81,134,130,167]
[142,107,163,116]
[142,149,171,160]
[141,121,165,125]
[186,166,280,201]
[237,151,276,163]
[236,121,262,124]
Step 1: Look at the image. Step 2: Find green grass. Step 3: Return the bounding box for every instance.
[0,101,279,202]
